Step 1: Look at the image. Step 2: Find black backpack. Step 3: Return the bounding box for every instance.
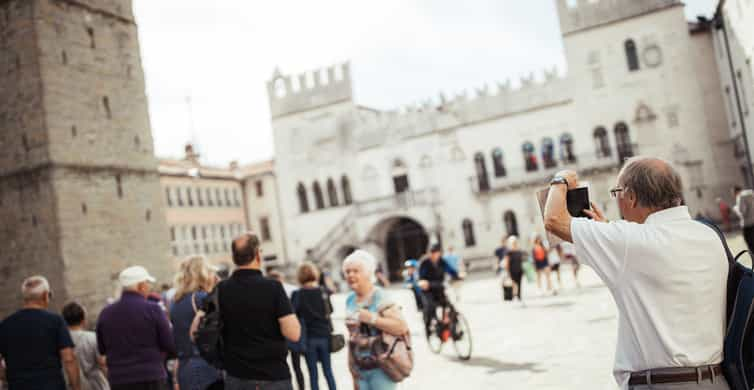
[700,221,753,390]
[195,282,224,369]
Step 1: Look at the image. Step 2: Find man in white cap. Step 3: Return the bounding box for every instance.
[96,266,176,390]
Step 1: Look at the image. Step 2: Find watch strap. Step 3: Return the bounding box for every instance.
[550,176,568,186]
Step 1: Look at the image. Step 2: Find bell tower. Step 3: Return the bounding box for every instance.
[0,0,170,316]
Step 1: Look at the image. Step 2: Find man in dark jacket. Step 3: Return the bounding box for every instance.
[97,266,176,390]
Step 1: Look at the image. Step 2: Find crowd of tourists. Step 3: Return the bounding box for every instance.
[0,231,412,390]
[5,155,754,390]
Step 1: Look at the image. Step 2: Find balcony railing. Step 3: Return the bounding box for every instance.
[355,188,440,217]
[306,188,440,262]
[469,146,638,195]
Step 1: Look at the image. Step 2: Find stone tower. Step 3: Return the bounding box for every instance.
[0,0,170,317]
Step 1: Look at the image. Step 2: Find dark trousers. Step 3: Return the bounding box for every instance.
[422,292,448,335]
[290,349,306,390]
[304,337,336,390]
[225,376,293,390]
[111,380,168,390]
[743,226,754,253]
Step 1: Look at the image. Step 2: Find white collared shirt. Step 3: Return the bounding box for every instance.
[571,206,728,389]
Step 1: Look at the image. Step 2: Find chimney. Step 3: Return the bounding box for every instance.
[184,143,200,164]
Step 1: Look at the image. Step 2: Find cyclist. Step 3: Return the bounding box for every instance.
[418,244,460,338]
[402,259,424,311]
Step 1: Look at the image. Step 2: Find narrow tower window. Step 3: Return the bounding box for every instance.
[625,39,640,71]
[103,96,112,119]
[86,27,95,48]
[115,175,123,198]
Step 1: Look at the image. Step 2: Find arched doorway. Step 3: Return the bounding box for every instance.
[385,218,429,282]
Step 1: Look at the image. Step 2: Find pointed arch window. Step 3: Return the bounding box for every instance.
[462,219,476,247]
[341,175,353,205]
[523,142,538,172]
[541,138,556,169]
[327,178,339,207]
[474,152,490,192]
[594,127,611,158]
[312,181,325,209]
[560,133,576,163]
[297,182,309,213]
[391,159,410,194]
[491,148,506,178]
[614,122,634,163]
[625,39,640,71]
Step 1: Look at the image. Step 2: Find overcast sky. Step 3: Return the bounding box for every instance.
[132,0,718,167]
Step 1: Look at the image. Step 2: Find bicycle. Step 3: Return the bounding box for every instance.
[423,290,473,360]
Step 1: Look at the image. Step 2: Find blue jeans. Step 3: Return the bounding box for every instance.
[357,369,396,390]
[304,337,336,390]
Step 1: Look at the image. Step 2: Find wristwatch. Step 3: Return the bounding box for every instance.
[550,176,568,186]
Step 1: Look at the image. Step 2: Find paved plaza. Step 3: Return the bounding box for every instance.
[314,233,748,390]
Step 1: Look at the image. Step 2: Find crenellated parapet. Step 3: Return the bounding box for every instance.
[267,63,353,119]
[354,66,571,149]
[556,0,681,36]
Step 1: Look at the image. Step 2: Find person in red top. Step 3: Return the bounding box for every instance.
[532,235,553,295]
[717,198,731,231]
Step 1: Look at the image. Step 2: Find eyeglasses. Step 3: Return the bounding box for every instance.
[609,187,624,199]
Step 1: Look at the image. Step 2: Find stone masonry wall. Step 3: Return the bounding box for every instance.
[0,0,50,175]
[0,171,66,316]
[0,0,171,318]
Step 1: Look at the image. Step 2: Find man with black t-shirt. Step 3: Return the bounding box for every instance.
[0,276,81,390]
[222,233,301,390]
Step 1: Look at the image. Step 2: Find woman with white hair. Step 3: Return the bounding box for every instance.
[502,236,525,302]
[343,250,409,390]
[169,256,223,390]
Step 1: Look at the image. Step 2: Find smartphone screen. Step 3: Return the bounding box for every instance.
[566,187,590,218]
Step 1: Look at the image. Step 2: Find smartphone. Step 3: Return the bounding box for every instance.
[566,187,590,218]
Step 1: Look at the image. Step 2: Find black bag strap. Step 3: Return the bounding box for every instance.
[291,290,300,311]
[697,220,737,268]
[320,287,335,333]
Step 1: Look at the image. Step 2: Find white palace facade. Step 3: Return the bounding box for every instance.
[265,0,745,281]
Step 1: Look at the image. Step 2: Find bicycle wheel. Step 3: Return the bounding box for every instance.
[452,312,473,360]
[426,317,444,354]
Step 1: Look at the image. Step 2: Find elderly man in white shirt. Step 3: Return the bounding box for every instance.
[544,156,729,390]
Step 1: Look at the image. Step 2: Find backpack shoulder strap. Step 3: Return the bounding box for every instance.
[697,219,736,267]
[211,280,223,314]
[291,290,299,310]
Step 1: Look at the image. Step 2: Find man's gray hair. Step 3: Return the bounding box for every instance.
[619,156,684,210]
[22,275,50,301]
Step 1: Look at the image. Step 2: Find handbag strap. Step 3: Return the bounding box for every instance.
[320,287,335,333]
[190,292,198,314]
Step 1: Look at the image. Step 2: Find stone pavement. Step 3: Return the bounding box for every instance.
[299,233,748,390]
[311,266,616,390]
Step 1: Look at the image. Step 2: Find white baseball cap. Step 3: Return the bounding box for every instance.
[119,266,156,287]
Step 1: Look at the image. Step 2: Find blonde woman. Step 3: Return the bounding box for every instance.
[169,256,222,390]
[343,250,408,390]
